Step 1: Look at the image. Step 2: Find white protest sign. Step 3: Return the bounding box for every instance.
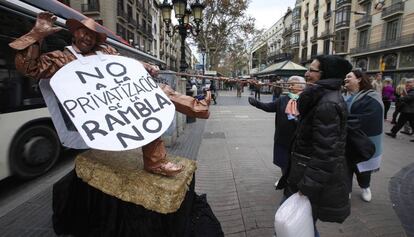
[50,55,175,151]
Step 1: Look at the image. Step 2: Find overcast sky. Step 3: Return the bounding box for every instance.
[246,0,296,30]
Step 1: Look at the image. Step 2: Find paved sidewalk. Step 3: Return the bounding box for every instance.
[0,89,412,237]
[195,90,412,237]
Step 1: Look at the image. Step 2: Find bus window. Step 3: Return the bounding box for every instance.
[0,7,72,114]
[0,8,44,113]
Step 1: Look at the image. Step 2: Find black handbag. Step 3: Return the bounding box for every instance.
[346,118,376,164]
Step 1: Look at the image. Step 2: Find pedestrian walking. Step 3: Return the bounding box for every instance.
[254,82,261,100]
[236,81,243,97]
[277,55,352,236]
[343,69,384,202]
[382,78,395,120]
[386,78,414,142]
[372,73,383,97]
[248,76,306,186]
[392,78,407,124]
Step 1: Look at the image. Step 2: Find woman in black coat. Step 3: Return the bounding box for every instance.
[248,76,306,182]
[279,55,352,225]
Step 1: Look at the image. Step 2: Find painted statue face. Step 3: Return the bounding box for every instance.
[344,72,361,93]
[304,59,322,83]
[73,27,97,54]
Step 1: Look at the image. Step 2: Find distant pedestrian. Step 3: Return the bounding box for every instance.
[210,81,217,104]
[236,81,243,97]
[392,78,407,124]
[190,80,198,97]
[382,78,395,120]
[386,78,414,142]
[277,55,352,235]
[254,82,261,100]
[372,73,383,97]
[272,77,283,102]
[343,69,384,202]
[248,76,306,185]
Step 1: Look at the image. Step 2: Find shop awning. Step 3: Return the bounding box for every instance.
[253,60,307,77]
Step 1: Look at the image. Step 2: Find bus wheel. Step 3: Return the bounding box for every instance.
[9,124,61,179]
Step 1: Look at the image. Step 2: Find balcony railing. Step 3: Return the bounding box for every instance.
[282,27,292,37]
[324,11,331,20]
[335,20,350,29]
[336,0,351,8]
[355,15,372,29]
[350,34,414,54]
[310,36,317,43]
[267,53,293,62]
[128,17,137,27]
[291,41,300,48]
[381,2,404,19]
[357,0,370,4]
[81,1,100,12]
[292,25,300,32]
[312,18,319,26]
[301,40,307,47]
[319,30,332,39]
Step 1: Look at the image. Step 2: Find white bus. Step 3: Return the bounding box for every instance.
[0,0,164,179]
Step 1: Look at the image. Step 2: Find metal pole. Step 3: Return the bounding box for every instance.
[179,21,188,72]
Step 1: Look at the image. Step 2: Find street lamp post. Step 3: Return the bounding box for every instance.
[200,47,206,75]
[160,0,205,72]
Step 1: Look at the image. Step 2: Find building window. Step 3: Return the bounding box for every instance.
[116,23,126,39]
[323,39,330,54]
[311,44,318,57]
[400,50,414,68]
[385,19,399,42]
[362,1,372,15]
[335,29,348,53]
[358,29,368,48]
[127,31,134,43]
[369,55,380,71]
[356,58,368,71]
[335,6,350,25]
[301,47,308,61]
[384,53,397,70]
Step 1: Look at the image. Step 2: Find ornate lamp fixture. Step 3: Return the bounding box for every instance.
[160,0,205,71]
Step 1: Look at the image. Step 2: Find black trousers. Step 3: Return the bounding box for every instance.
[391,112,414,134]
[349,166,371,190]
[383,100,391,119]
[254,90,260,100]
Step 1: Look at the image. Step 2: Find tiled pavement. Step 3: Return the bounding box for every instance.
[0,89,413,237]
[195,90,413,237]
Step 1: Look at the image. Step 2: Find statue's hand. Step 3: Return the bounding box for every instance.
[32,12,62,39]
[142,62,159,78]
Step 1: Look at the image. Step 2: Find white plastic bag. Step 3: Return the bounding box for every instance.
[274,192,314,237]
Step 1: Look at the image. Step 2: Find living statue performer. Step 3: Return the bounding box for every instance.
[9,12,211,176]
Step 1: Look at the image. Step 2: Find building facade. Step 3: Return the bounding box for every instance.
[68,0,194,71]
[350,0,414,81]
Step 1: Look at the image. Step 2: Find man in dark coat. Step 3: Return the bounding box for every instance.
[386,78,414,142]
[278,55,352,224]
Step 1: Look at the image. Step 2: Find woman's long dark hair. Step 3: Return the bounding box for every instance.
[352,69,372,91]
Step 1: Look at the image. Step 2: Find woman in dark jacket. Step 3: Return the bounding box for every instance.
[248,76,306,182]
[279,55,352,225]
